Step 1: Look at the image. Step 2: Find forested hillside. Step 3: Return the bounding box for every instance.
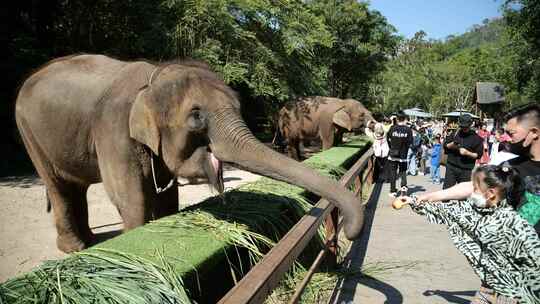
[368,1,539,116]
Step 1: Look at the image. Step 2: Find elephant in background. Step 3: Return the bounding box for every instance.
[15,54,365,253]
[277,96,374,160]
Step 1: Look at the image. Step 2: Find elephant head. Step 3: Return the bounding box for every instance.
[333,99,375,132]
[129,63,364,240]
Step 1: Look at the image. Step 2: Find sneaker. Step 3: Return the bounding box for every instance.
[388,192,398,198]
[418,172,424,176]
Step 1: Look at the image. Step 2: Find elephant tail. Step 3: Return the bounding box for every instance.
[271,128,281,146]
[46,189,51,212]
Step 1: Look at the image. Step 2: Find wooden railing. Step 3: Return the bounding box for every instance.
[218,148,375,304]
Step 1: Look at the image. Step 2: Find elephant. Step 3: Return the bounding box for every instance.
[277,96,374,160]
[15,54,365,253]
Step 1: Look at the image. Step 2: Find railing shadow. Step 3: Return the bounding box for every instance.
[330,182,404,304]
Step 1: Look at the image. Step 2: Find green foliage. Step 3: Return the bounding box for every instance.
[310,0,399,99]
[503,0,540,102]
[5,1,397,130]
[369,12,535,116]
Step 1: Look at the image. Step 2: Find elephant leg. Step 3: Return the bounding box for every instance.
[100,167,176,230]
[69,185,94,245]
[16,120,87,252]
[102,177,149,231]
[290,139,302,160]
[320,129,335,150]
[46,182,89,253]
[287,138,299,160]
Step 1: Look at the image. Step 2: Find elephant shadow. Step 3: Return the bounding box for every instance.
[0,175,43,188]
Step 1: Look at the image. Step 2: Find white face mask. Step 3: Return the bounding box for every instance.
[469,192,488,208]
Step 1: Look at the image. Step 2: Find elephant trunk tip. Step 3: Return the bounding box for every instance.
[342,211,364,240]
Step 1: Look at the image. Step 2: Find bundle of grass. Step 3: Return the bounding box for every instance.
[1,137,371,304]
[0,249,192,304]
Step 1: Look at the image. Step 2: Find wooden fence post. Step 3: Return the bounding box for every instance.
[324,208,339,268]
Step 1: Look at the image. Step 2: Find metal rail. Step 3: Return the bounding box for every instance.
[218,148,375,304]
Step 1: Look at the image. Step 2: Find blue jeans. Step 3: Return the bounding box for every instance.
[407,149,417,175]
[430,165,440,183]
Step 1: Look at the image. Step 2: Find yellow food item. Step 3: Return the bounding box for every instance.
[392,198,408,210]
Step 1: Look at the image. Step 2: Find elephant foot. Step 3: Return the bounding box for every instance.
[57,234,86,253]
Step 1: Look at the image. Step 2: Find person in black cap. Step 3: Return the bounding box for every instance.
[387,111,413,196]
[442,114,484,189]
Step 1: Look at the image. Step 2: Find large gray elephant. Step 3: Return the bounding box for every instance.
[15,54,364,253]
[278,96,374,160]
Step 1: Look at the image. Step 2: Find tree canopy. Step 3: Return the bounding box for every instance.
[368,1,539,116]
[3,0,539,160]
[5,0,398,110]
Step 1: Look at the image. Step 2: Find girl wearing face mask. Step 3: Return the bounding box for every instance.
[397,164,540,303]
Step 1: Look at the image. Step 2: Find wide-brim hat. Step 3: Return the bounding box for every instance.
[458,114,473,127]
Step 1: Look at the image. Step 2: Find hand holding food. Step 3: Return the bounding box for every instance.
[392,196,412,210]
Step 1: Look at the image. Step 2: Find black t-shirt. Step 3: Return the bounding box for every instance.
[387,124,412,160]
[444,130,484,170]
[508,156,540,178]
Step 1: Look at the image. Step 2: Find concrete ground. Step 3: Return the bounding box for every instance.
[332,168,479,304]
[0,165,261,282]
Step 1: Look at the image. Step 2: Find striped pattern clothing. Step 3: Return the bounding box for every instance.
[409,198,540,303]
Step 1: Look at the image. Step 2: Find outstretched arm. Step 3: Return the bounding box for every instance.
[416,181,473,202]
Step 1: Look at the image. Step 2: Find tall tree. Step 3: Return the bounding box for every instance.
[310,0,398,99]
[503,0,540,101]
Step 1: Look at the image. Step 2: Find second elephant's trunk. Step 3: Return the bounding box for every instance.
[209,108,364,240]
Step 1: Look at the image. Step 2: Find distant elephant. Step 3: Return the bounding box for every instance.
[15,55,365,253]
[278,96,374,160]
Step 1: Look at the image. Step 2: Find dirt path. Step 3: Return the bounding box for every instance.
[0,166,261,282]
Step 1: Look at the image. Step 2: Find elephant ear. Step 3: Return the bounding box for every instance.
[333,108,352,131]
[129,89,160,155]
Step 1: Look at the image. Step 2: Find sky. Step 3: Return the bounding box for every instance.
[368,0,505,40]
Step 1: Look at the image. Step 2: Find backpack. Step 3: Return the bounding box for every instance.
[411,133,421,151]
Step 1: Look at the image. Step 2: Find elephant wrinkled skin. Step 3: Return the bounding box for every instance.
[278,96,374,160]
[15,55,365,253]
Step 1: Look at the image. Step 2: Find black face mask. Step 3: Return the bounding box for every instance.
[508,138,531,157]
[459,128,471,135]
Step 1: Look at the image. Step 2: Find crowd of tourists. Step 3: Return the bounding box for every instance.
[365,103,540,304]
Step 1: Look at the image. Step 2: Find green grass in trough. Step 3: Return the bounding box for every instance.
[0,138,370,304]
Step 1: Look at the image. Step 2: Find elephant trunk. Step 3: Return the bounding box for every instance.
[209,108,364,240]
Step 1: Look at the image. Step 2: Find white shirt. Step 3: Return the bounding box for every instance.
[489,151,518,165]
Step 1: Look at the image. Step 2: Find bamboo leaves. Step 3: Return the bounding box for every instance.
[0,249,192,304]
